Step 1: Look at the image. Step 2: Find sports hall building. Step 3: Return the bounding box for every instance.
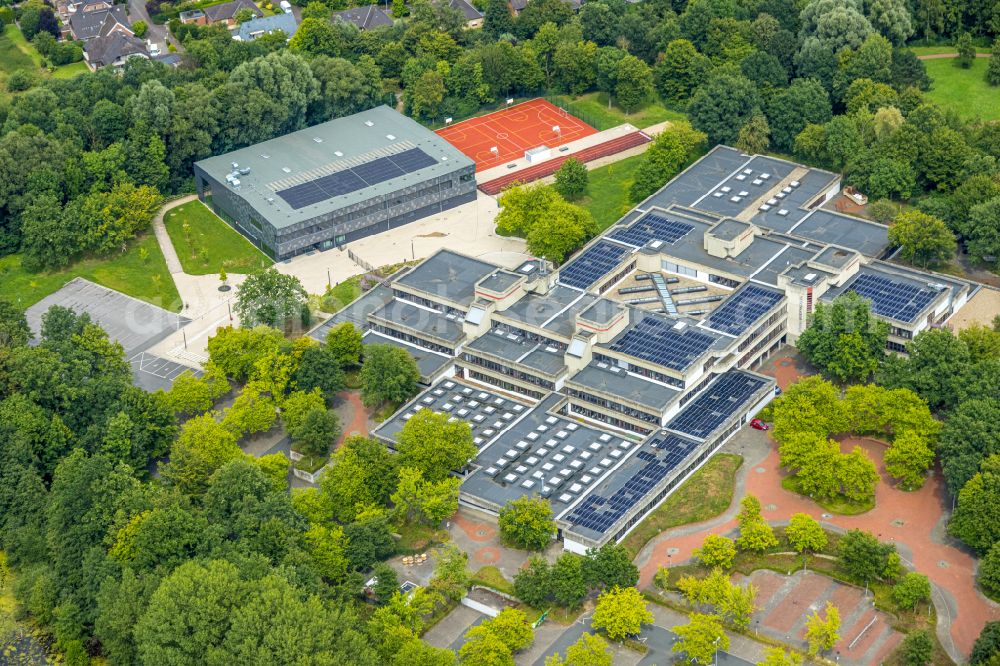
[193,106,476,260]
[315,145,977,553]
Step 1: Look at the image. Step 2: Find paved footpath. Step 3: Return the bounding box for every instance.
[634,351,1000,663]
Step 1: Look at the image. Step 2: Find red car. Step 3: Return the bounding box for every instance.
[749,418,770,431]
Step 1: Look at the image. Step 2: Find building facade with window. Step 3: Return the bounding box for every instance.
[192,106,476,260]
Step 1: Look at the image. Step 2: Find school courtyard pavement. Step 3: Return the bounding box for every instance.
[274,191,530,294]
[633,347,1000,663]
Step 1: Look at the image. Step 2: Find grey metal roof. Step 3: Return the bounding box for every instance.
[374,378,531,449]
[566,362,680,412]
[639,145,752,212]
[193,106,473,229]
[786,209,890,258]
[750,167,839,232]
[710,219,752,241]
[394,249,499,308]
[462,393,641,514]
[497,286,594,340]
[370,299,466,344]
[478,270,523,294]
[579,298,623,326]
[813,246,860,270]
[464,328,567,378]
[448,0,483,19]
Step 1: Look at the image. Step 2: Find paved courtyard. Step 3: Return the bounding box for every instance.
[736,570,901,665]
[633,346,1000,662]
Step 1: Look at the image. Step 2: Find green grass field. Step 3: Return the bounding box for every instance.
[923,56,1000,120]
[621,453,743,558]
[0,25,89,98]
[578,153,645,231]
[549,92,685,131]
[910,44,991,55]
[0,233,182,312]
[163,201,272,275]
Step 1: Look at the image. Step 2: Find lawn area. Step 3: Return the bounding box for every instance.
[923,57,1000,120]
[0,25,88,97]
[0,233,182,312]
[910,44,991,55]
[621,453,743,558]
[578,153,645,231]
[0,24,40,95]
[163,200,272,275]
[548,92,685,131]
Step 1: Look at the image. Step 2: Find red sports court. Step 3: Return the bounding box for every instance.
[436,99,598,172]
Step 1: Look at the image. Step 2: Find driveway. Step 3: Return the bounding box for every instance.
[127,0,178,50]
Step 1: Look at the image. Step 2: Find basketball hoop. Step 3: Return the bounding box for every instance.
[490,146,499,158]
[553,124,561,138]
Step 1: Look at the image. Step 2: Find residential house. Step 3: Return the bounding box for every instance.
[508,0,579,14]
[203,0,262,27]
[59,0,111,22]
[68,3,129,41]
[84,30,148,70]
[178,8,207,24]
[233,11,298,40]
[332,5,393,30]
[447,0,483,27]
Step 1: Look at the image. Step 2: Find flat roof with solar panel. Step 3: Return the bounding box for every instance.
[702,283,785,336]
[667,370,771,440]
[558,240,633,290]
[563,431,701,540]
[825,265,948,323]
[606,312,724,373]
[193,106,475,260]
[609,211,695,248]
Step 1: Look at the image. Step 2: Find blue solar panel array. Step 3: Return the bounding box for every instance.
[566,433,700,535]
[704,284,784,336]
[276,147,438,210]
[559,241,631,290]
[668,371,768,439]
[610,316,717,372]
[847,272,941,323]
[610,212,694,248]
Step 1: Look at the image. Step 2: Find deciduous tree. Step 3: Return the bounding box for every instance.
[804,602,840,655]
[786,513,827,553]
[234,268,308,328]
[499,496,557,550]
[889,210,955,267]
[694,535,736,569]
[591,586,653,641]
[672,613,728,665]
[359,344,420,408]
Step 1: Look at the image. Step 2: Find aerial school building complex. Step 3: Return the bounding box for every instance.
[193,106,476,260]
[314,145,975,554]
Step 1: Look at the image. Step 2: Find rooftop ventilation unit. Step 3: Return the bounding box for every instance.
[364,120,374,127]
[231,162,239,169]
[238,167,250,175]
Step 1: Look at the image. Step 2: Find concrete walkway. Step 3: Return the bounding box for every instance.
[152,195,195,275]
[147,196,249,367]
